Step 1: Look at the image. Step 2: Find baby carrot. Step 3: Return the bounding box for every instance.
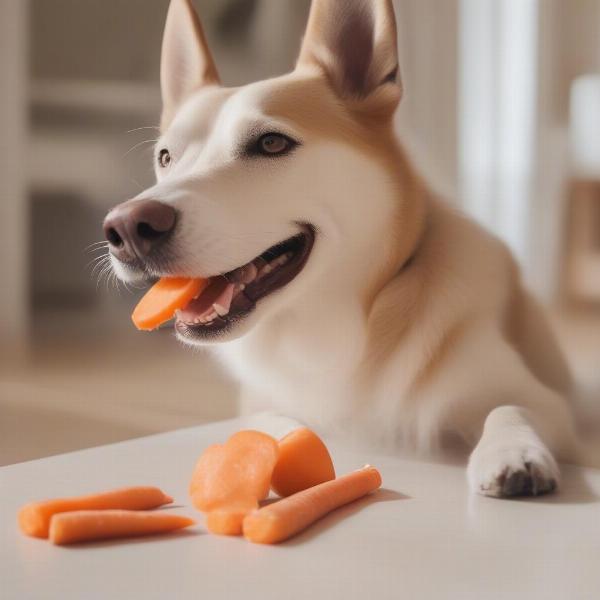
[271,428,335,497]
[243,466,382,544]
[18,486,173,538]
[132,277,207,331]
[49,510,195,545]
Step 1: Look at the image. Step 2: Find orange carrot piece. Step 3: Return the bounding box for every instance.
[18,486,173,539]
[131,277,207,331]
[189,431,278,536]
[205,501,258,536]
[189,430,279,514]
[49,510,195,545]
[243,466,382,544]
[271,428,335,497]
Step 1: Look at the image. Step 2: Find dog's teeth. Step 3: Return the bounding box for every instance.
[241,263,258,284]
[205,311,218,322]
[213,303,229,317]
[238,283,246,291]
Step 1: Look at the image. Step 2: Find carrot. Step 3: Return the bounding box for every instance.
[205,501,257,536]
[18,486,173,539]
[243,466,382,544]
[271,428,335,497]
[189,430,278,536]
[48,510,195,545]
[190,431,278,511]
[131,277,207,331]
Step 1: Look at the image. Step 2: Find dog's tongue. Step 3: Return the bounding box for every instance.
[177,278,235,322]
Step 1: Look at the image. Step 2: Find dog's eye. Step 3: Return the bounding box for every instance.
[253,133,296,157]
[158,148,171,168]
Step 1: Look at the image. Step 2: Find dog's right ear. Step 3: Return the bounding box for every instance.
[160,0,220,129]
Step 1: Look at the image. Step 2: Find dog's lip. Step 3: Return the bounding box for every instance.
[174,225,315,337]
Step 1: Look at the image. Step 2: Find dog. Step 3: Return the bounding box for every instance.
[104,0,579,497]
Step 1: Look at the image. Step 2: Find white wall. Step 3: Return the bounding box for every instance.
[394,0,460,201]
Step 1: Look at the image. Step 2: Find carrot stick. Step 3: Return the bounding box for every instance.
[132,277,207,331]
[18,486,173,538]
[243,466,382,544]
[49,510,195,545]
[271,428,335,497]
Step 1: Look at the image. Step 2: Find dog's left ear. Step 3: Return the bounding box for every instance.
[296,0,401,115]
[160,0,220,129]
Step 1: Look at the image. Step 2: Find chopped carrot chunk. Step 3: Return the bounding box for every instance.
[271,428,335,497]
[205,501,258,536]
[189,430,279,535]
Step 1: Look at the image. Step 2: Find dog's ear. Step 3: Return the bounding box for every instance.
[296,0,401,114]
[160,0,220,129]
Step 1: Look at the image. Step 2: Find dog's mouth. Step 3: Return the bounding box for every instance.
[174,225,315,339]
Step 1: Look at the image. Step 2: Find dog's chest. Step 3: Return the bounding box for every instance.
[215,325,364,425]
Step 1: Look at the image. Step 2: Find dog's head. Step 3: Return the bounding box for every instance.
[105,0,419,346]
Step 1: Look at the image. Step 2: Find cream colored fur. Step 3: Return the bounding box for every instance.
[109,0,581,497]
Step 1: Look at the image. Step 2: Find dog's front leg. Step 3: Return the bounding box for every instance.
[467,405,561,497]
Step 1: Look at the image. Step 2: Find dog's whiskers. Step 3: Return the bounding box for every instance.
[95,262,114,291]
[85,241,110,253]
[126,126,160,134]
[86,254,110,273]
[122,138,159,158]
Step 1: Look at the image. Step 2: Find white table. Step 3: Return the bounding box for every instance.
[2,418,599,600]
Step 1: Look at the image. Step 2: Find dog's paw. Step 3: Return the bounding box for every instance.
[467,442,559,498]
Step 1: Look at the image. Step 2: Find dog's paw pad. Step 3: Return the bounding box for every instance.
[489,461,557,497]
[468,445,559,498]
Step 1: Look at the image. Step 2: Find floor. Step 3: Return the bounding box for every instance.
[1,303,599,467]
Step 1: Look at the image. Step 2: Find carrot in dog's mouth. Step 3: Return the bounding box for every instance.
[132,225,315,336]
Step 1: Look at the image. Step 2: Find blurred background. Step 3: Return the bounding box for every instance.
[1,0,599,466]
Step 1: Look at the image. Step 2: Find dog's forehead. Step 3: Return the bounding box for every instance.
[169,86,236,139]
[169,72,348,142]
[227,73,348,135]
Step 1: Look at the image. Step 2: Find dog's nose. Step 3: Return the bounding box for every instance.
[104,200,177,260]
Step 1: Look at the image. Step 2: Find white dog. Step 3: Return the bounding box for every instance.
[104,0,579,497]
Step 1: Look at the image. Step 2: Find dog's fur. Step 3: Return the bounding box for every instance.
[108,0,580,497]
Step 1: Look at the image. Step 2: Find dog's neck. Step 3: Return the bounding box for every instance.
[360,139,430,315]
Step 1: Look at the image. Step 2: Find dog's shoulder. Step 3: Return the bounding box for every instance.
[372,197,517,322]
[363,197,521,375]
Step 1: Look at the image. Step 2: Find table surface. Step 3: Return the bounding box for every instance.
[2,418,599,600]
